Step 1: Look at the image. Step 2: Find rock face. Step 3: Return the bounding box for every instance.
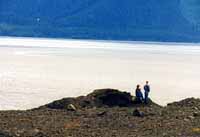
[44,89,157,110]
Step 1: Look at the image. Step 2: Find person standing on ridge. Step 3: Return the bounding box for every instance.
[144,81,150,104]
[135,84,143,103]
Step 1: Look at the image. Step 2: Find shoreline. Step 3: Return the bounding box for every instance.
[1,36,200,47]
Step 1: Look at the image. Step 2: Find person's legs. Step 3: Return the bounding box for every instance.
[139,97,143,103]
[135,96,143,104]
[144,92,149,104]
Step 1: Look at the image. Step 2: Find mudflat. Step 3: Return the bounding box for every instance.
[0,38,200,110]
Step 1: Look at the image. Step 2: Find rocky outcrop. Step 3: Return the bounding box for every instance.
[87,89,134,107]
[43,89,159,110]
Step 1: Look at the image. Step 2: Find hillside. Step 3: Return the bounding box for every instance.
[1,0,200,42]
[0,89,200,137]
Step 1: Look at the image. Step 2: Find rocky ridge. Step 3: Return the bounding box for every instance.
[0,89,199,137]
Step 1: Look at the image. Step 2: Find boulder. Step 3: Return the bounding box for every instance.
[187,115,195,120]
[193,112,200,117]
[97,111,107,117]
[67,104,77,111]
[132,109,144,117]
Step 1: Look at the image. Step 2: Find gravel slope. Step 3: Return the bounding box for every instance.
[0,89,199,137]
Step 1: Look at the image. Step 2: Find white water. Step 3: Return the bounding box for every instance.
[0,37,200,110]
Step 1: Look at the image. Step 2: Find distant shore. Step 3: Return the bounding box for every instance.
[1,36,200,46]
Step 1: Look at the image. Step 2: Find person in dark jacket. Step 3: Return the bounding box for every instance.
[135,84,143,103]
[144,81,150,104]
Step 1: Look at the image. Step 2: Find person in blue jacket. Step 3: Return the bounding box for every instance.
[135,84,143,103]
[144,81,150,104]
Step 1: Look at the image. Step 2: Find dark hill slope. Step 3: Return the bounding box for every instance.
[0,0,200,42]
[0,89,200,136]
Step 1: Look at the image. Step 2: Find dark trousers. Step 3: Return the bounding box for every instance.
[135,97,143,104]
[144,92,149,104]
